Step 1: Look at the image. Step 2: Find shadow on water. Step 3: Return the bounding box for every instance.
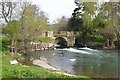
[30,48,118,78]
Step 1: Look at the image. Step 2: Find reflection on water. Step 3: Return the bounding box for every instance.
[30,48,118,78]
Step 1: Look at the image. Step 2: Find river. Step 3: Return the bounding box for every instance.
[30,47,118,78]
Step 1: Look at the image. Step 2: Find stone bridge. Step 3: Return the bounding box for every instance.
[41,31,79,47]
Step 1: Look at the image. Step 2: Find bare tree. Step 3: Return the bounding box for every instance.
[0,2,17,23]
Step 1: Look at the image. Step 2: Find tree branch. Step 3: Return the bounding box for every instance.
[1,2,9,23]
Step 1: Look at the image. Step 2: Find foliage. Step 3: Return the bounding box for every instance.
[17,3,49,54]
[69,2,98,44]
[99,2,120,48]
[50,16,68,31]
[1,36,9,51]
[1,2,50,54]
[88,35,104,43]
[92,13,106,29]
[99,2,120,29]
[68,17,83,31]
[20,3,48,39]
[4,20,20,39]
[81,2,97,29]
[70,1,120,47]
[1,2,49,54]
[2,20,21,54]
[102,33,116,41]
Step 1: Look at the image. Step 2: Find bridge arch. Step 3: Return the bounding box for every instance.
[55,37,68,48]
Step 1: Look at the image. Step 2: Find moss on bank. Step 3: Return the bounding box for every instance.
[32,37,54,43]
[1,52,93,79]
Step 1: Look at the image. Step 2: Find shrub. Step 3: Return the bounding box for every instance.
[1,36,9,51]
[88,35,104,43]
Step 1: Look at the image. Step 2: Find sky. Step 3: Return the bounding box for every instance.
[31,0,76,24]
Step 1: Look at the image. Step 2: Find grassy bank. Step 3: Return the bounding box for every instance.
[2,52,93,79]
[0,52,2,79]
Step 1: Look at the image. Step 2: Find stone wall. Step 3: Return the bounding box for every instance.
[67,31,74,37]
[30,42,54,51]
[41,31,54,37]
[67,37,75,47]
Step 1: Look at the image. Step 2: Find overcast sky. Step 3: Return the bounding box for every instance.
[30,0,76,23]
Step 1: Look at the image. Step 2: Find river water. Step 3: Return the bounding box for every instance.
[30,48,118,78]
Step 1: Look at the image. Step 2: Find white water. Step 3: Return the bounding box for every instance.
[79,47,98,51]
[69,59,76,62]
[54,44,60,47]
[56,48,92,54]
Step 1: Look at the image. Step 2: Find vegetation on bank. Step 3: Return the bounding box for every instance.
[32,37,54,43]
[0,52,2,78]
[54,34,67,37]
[1,35,9,51]
[69,2,120,48]
[1,52,93,79]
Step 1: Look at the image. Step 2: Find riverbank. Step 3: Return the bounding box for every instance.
[33,58,75,76]
[1,52,92,79]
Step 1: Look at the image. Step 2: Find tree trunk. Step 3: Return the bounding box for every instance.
[111,40,115,48]
[106,39,110,47]
[117,34,120,49]
[104,39,110,48]
[10,39,15,55]
[14,39,17,54]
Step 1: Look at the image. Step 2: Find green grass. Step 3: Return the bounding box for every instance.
[54,34,67,37]
[33,37,54,43]
[2,52,93,79]
[0,52,2,79]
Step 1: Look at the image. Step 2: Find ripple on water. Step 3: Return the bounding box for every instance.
[30,48,118,78]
